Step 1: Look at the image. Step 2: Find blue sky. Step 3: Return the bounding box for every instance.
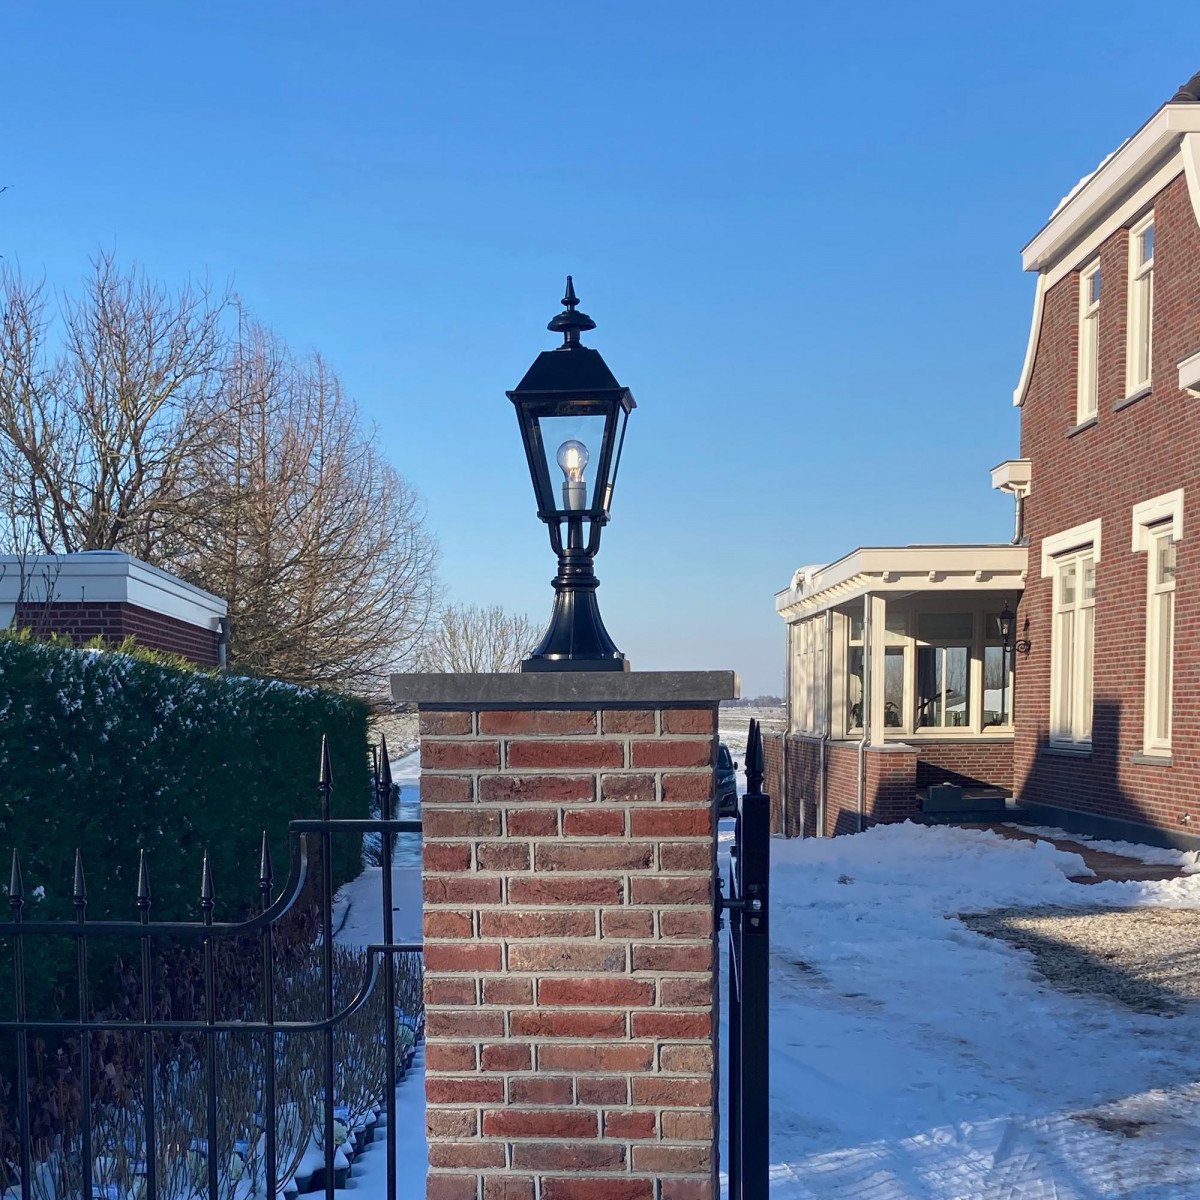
[4,3,1199,693]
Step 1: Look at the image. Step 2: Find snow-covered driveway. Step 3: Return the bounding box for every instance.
[764,824,1200,1199]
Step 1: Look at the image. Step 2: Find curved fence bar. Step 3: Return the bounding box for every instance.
[0,765,425,1200]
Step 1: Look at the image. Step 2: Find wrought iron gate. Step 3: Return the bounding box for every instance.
[0,734,423,1200]
[720,719,770,1200]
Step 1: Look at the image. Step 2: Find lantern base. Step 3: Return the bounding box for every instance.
[522,553,628,673]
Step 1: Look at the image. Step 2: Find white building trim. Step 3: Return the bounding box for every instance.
[1040,519,1102,577]
[775,544,1028,623]
[1131,489,1184,552]
[1022,105,1200,272]
[1013,103,1200,407]
[0,552,226,631]
[1179,349,1200,397]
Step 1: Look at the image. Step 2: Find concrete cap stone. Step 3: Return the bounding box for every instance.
[390,670,739,708]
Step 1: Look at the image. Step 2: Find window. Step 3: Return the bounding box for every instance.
[1077,260,1101,422]
[915,613,972,729]
[792,618,822,735]
[847,616,864,732]
[1144,523,1176,754]
[983,614,1014,728]
[1126,214,1155,395]
[846,611,906,732]
[1050,549,1096,745]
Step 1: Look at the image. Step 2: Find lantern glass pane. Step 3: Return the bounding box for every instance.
[538,413,608,514]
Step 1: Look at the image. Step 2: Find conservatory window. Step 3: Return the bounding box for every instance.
[982,614,1014,728]
[847,615,864,732]
[915,613,972,729]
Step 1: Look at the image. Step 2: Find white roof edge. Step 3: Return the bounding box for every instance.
[0,552,226,628]
[990,459,1032,492]
[1021,105,1200,273]
[775,544,1028,619]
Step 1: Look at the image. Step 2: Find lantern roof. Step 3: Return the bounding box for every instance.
[508,277,637,407]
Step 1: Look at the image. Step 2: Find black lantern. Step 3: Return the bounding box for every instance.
[508,278,636,671]
[997,601,1030,655]
[997,603,1015,649]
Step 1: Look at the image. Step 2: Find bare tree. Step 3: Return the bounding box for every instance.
[418,604,539,673]
[0,254,228,557]
[166,315,438,690]
[0,261,439,691]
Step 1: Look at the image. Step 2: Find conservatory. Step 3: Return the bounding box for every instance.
[771,544,1028,836]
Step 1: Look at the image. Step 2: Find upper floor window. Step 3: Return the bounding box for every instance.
[1126,214,1155,396]
[1077,260,1101,423]
[1050,546,1096,746]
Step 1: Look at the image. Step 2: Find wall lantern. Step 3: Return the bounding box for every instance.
[508,278,636,671]
[997,602,1031,655]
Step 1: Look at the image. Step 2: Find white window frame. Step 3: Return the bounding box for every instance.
[1132,489,1183,756]
[1050,548,1096,747]
[1125,212,1155,397]
[1044,523,1100,749]
[1077,259,1102,423]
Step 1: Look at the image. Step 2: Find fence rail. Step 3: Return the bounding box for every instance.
[0,733,423,1200]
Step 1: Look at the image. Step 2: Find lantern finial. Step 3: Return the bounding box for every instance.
[548,275,596,348]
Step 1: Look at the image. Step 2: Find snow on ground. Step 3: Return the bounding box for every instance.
[331,751,1200,1199]
[332,750,427,1195]
[764,822,1200,1199]
[333,752,423,946]
[329,1044,428,1197]
[1004,822,1200,874]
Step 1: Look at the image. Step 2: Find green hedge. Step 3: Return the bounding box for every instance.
[0,633,371,930]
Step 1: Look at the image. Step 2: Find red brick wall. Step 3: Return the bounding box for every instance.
[419,703,718,1200]
[771,736,1012,837]
[914,741,1014,792]
[1016,171,1200,834]
[13,601,220,666]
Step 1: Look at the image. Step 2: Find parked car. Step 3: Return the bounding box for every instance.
[716,742,739,817]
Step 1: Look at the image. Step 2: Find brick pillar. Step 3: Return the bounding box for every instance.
[390,672,737,1200]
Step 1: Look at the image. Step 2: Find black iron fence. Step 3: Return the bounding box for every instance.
[721,718,770,1200]
[0,734,423,1200]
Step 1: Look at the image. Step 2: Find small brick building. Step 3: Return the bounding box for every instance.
[770,71,1200,849]
[0,551,228,667]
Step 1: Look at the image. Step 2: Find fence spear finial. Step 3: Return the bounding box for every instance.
[320,734,333,787]
[200,851,214,908]
[746,718,765,794]
[259,831,274,891]
[72,849,87,908]
[9,849,23,907]
[136,850,151,909]
[379,732,393,790]
[319,733,333,820]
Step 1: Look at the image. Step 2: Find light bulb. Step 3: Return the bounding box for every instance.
[557,439,589,510]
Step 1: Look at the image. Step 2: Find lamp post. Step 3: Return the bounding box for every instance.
[508,278,636,672]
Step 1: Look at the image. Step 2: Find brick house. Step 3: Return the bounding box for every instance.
[1005,71,1200,847]
[0,551,228,667]
[769,71,1200,847]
